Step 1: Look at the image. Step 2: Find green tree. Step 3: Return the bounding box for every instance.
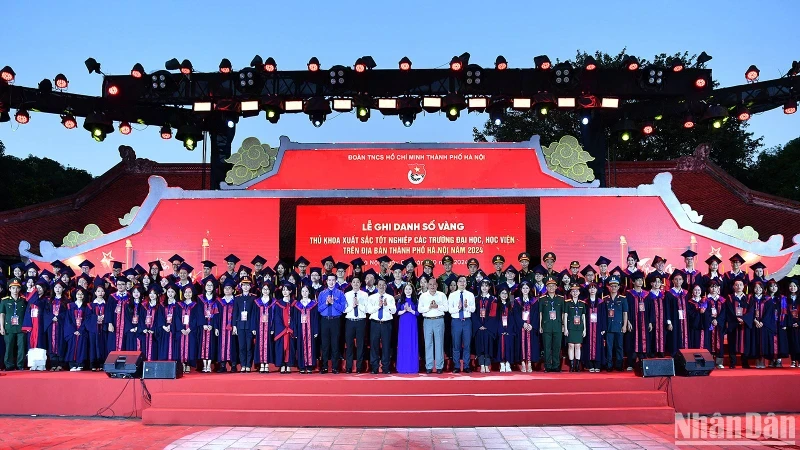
[473,49,764,183]
[0,139,94,211]
[748,137,800,201]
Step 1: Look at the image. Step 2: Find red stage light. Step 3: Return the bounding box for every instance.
[220,67,231,74]
[450,58,462,71]
[585,63,596,71]
[541,61,551,70]
[54,74,69,89]
[308,57,320,72]
[495,55,507,71]
[15,110,29,124]
[61,115,77,129]
[400,61,410,71]
[264,64,275,72]
[1,66,15,82]
[735,105,750,121]
[642,124,654,135]
[695,78,707,88]
[683,118,695,129]
[131,63,145,79]
[496,62,507,70]
[180,67,191,75]
[745,65,760,81]
[627,62,638,71]
[119,122,132,135]
[107,85,119,95]
[738,111,750,121]
[672,63,684,73]
[355,63,366,73]
[785,101,797,115]
[160,126,172,140]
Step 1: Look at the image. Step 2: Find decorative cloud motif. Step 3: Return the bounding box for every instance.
[787,265,800,277]
[717,219,760,243]
[62,224,104,248]
[119,206,140,226]
[681,203,703,223]
[224,137,278,185]
[542,135,595,183]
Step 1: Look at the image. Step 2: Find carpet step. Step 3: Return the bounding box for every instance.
[142,406,676,426]
[151,390,668,410]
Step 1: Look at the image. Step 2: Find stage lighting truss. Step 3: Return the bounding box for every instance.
[83,112,114,142]
[642,65,664,90]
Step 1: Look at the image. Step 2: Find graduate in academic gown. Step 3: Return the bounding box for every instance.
[22,280,48,351]
[680,250,703,291]
[106,279,130,352]
[64,288,91,370]
[751,281,776,368]
[784,278,800,367]
[582,283,606,372]
[254,282,273,373]
[216,278,239,372]
[531,265,548,297]
[493,287,519,372]
[292,284,319,374]
[123,286,145,353]
[140,285,161,362]
[498,265,521,299]
[472,279,497,373]
[625,271,653,368]
[705,280,726,367]
[687,284,712,352]
[722,253,750,297]
[271,283,296,373]
[45,281,69,370]
[703,255,724,295]
[155,284,180,364]
[725,279,755,368]
[395,283,419,374]
[665,270,690,357]
[86,284,109,371]
[176,284,200,373]
[195,277,220,372]
[646,273,667,357]
[516,282,540,372]
[233,276,258,372]
[766,280,789,366]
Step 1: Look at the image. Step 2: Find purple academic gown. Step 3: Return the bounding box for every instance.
[254,298,272,365]
[271,300,295,366]
[139,302,160,361]
[175,301,199,364]
[155,302,180,361]
[64,302,90,365]
[87,300,109,366]
[292,300,319,370]
[196,297,221,361]
[124,301,145,353]
[395,296,419,373]
[44,297,68,364]
[494,301,519,362]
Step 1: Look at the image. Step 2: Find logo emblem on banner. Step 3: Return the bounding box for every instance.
[408,164,426,185]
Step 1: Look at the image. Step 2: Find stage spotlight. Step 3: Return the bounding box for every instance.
[238,67,262,91]
[735,105,750,121]
[621,56,639,71]
[227,120,236,129]
[83,113,114,142]
[643,65,663,87]
[449,56,463,71]
[557,97,576,108]
[615,119,636,142]
[539,104,550,115]
[193,102,212,112]
[642,121,654,135]
[160,125,172,139]
[264,57,277,72]
[84,58,102,74]
[1,66,16,82]
[495,56,508,70]
[554,63,572,85]
[240,100,260,115]
[285,100,303,111]
[54,74,69,90]
[150,70,174,91]
[670,60,685,73]
[265,107,281,124]
[305,96,331,127]
[745,65,760,81]
[442,94,466,121]
[354,56,376,73]
[177,124,202,150]
[704,104,728,129]
[788,61,800,77]
[465,65,482,85]
[512,98,531,110]
[534,55,551,70]
[219,58,232,74]
[119,121,132,135]
[584,56,597,71]
[378,98,397,110]
[696,51,713,67]
[107,84,119,96]
[399,111,416,127]
[165,58,181,71]
[399,57,412,71]
[179,60,193,75]
[333,99,354,112]
[329,65,348,86]
[308,57,320,72]
[396,97,421,126]
[422,97,441,113]
[131,63,145,78]
[694,77,708,88]
[38,78,53,93]
[15,109,29,124]
[356,105,370,122]
[784,100,797,115]
[601,98,619,108]
[579,111,590,125]
[683,114,695,129]
[489,108,504,126]
[61,114,77,129]
[467,97,488,112]
[309,113,326,127]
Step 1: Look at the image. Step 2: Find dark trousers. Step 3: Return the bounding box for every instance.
[345,319,366,371]
[543,331,561,370]
[370,320,392,372]
[320,316,342,370]
[3,332,25,369]
[237,330,254,368]
[606,331,623,369]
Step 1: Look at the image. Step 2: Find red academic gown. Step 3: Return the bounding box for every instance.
[292,300,319,370]
[271,299,295,366]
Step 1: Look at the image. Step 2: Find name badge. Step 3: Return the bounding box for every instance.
[480,308,486,319]
[145,315,152,326]
[608,309,615,318]
[522,311,529,322]
[711,307,717,316]
[736,307,743,317]
[301,313,308,324]
[573,315,581,325]
[205,310,212,319]
[132,315,139,324]
[590,312,597,323]
[167,314,173,324]
[261,314,268,323]
[31,308,38,318]
[11,316,19,326]
[76,317,82,327]
[639,302,645,312]
[182,314,190,325]
[240,311,248,322]
[549,310,556,320]
[115,305,121,314]
[678,310,685,320]
[502,316,508,327]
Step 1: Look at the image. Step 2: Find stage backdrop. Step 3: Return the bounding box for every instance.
[295,204,525,272]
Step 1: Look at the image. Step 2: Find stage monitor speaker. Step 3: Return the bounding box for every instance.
[635,357,675,377]
[104,351,143,379]
[675,349,715,377]
[143,361,182,379]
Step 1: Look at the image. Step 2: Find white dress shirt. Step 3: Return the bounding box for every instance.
[367,292,397,322]
[418,291,449,318]
[344,290,369,319]
[447,289,476,319]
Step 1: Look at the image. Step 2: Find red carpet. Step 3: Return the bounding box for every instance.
[1,368,798,427]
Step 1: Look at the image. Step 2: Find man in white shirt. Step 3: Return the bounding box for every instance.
[367,279,396,374]
[344,277,369,373]
[418,279,449,374]
[447,275,476,373]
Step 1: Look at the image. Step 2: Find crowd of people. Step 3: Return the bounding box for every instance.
[1,249,799,375]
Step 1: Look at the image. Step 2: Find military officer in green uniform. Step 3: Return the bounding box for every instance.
[436,255,456,293]
[543,252,558,278]
[1,278,27,370]
[466,258,480,288]
[517,252,535,285]
[565,282,587,372]
[488,255,505,286]
[539,275,565,372]
[604,276,628,372]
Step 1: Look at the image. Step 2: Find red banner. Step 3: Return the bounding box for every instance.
[295,204,526,272]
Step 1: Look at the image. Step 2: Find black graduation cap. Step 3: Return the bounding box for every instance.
[610,266,623,275]
[580,265,595,276]
[134,264,147,276]
[786,278,799,287]
[224,254,240,264]
[25,261,40,272]
[505,264,518,274]
[651,255,666,267]
[558,269,570,279]
[750,261,766,271]
[646,272,663,285]
[629,270,645,281]
[11,262,24,273]
[238,265,253,275]
[627,250,640,262]
[201,275,218,287]
[705,255,722,265]
[335,261,350,271]
[402,258,417,268]
[349,257,365,268]
[492,254,505,264]
[39,269,53,279]
[112,261,124,269]
[148,260,162,271]
[62,266,75,278]
[222,277,237,288]
[729,253,745,264]
[681,250,698,258]
[475,269,488,278]
[147,284,163,295]
[376,255,392,264]
[122,268,138,277]
[262,267,275,277]
[295,256,310,267]
[53,280,68,291]
[533,264,548,275]
[178,262,194,273]
[670,269,686,280]
[50,260,65,269]
[78,273,92,283]
[363,268,378,278]
[201,260,216,269]
[251,255,267,266]
[169,254,185,264]
[321,255,336,265]
[595,256,611,266]
[78,259,95,269]
[281,281,296,292]
[391,262,404,271]
[181,283,197,295]
[309,267,322,276]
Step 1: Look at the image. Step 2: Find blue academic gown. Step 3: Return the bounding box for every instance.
[44,297,68,364]
[64,301,91,365]
[292,300,319,370]
[124,301,145,353]
[87,300,109,366]
[155,301,180,361]
[139,302,160,361]
[106,293,130,352]
[22,293,47,350]
[494,301,519,362]
[175,301,200,364]
[472,296,497,361]
[755,296,778,359]
[271,299,295,366]
[254,298,273,365]
[195,297,220,361]
[217,297,238,364]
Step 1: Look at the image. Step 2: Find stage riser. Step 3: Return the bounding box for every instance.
[142,407,676,427]
[151,391,668,411]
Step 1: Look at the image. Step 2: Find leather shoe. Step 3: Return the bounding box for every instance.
[463,367,472,373]
[436,369,443,374]
[332,369,340,374]
[426,369,433,374]
[383,370,392,375]
[452,368,461,374]
[346,369,353,374]
[371,369,379,374]
[320,368,328,374]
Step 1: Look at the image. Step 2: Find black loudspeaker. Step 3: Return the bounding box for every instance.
[635,357,675,377]
[675,349,715,377]
[143,361,182,379]
[104,351,144,378]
